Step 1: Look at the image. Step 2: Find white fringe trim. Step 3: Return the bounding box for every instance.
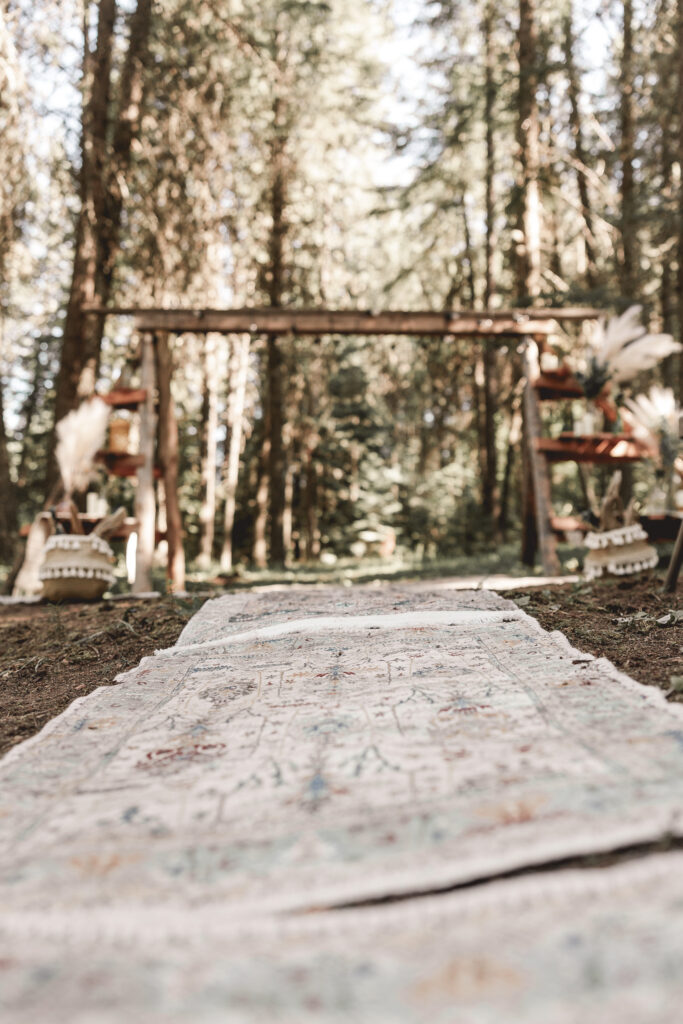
[585,552,659,580]
[39,567,115,582]
[584,524,649,549]
[44,535,114,558]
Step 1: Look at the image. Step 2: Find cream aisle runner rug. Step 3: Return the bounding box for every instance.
[3,853,683,1023]
[1,586,683,922]
[2,585,683,1021]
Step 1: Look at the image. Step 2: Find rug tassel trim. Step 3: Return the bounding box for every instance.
[154,610,527,657]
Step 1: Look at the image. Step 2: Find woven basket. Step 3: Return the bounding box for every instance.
[584,524,658,581]
[39,534,116,601]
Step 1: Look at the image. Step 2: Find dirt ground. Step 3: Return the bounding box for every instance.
[0,597,204,758]
[508,573,683,695]
[0,574,681,758]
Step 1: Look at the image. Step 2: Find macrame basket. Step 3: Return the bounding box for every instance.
[39,534,116,601]
[583,524,658,581]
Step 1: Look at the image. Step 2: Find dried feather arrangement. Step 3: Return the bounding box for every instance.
[623,387,681,468]
[55,398,110,497]
[575,306,682,397]
[623,386,682,511]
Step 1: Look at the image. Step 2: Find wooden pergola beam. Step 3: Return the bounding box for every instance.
[82,306,602,337]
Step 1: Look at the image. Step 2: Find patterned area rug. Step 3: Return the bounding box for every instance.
[2,854,683,1023]
[1,585,683,1020]
[173,584,514,647]
[2,586,683,923]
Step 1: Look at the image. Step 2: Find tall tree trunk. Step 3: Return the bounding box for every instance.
[677,0,683,398]
[564,6,597,291]
[461,199,477,307]
[252,424,270,569]
[133,332,156,594]
[197,334,218,568]
[283,456,295,563]
[482,2,499,534]
[220,334,250,573]
[155,333,185,592]
[50,0,117,438]
[15,350,45,490]
[472,361,488,498]
[0,7,23,555]
[499,388,523,539]
[0,377,17,561]
[46,0,153,494]
[517,0,542,304]
[460,201,488,501]
[484,2,496,310]
[660,119,677,391]
[549,206,564,284]
[301,372,321,560]
[303,450,320,560]
[620,0,637,298]
[266,333,285,565]
[264,95,288,566]
[481,342,499,533]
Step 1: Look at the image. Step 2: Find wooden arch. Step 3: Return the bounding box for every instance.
[88,305,605,587]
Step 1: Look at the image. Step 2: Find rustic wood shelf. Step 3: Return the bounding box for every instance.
[95,450,161,479]
[96,451,144,477]
[536,433,649,464]
[100,388,148,410]
[533,370,584,400]
[550,514,591,535]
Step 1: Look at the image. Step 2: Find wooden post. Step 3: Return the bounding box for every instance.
[197,332,218,568]
[521,439,537,566]
[664,518,683,593]
[155,332,185,592]
[664,412,683,592]
[521,341,560,575]
[220,333,250,573]
[133,332,156,594]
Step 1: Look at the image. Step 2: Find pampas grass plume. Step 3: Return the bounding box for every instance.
[55,398,110,496]
[589,305,682,383]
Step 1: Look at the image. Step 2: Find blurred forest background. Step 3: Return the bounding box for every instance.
[1,0,683,581]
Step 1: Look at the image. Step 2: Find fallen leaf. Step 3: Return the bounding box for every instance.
[657,611,683,627]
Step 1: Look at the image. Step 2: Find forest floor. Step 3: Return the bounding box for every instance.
[0,596,205,758]
[507,574,683,695]
[0,571,680,758]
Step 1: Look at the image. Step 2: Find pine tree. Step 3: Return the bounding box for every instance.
[46,0,153,494]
